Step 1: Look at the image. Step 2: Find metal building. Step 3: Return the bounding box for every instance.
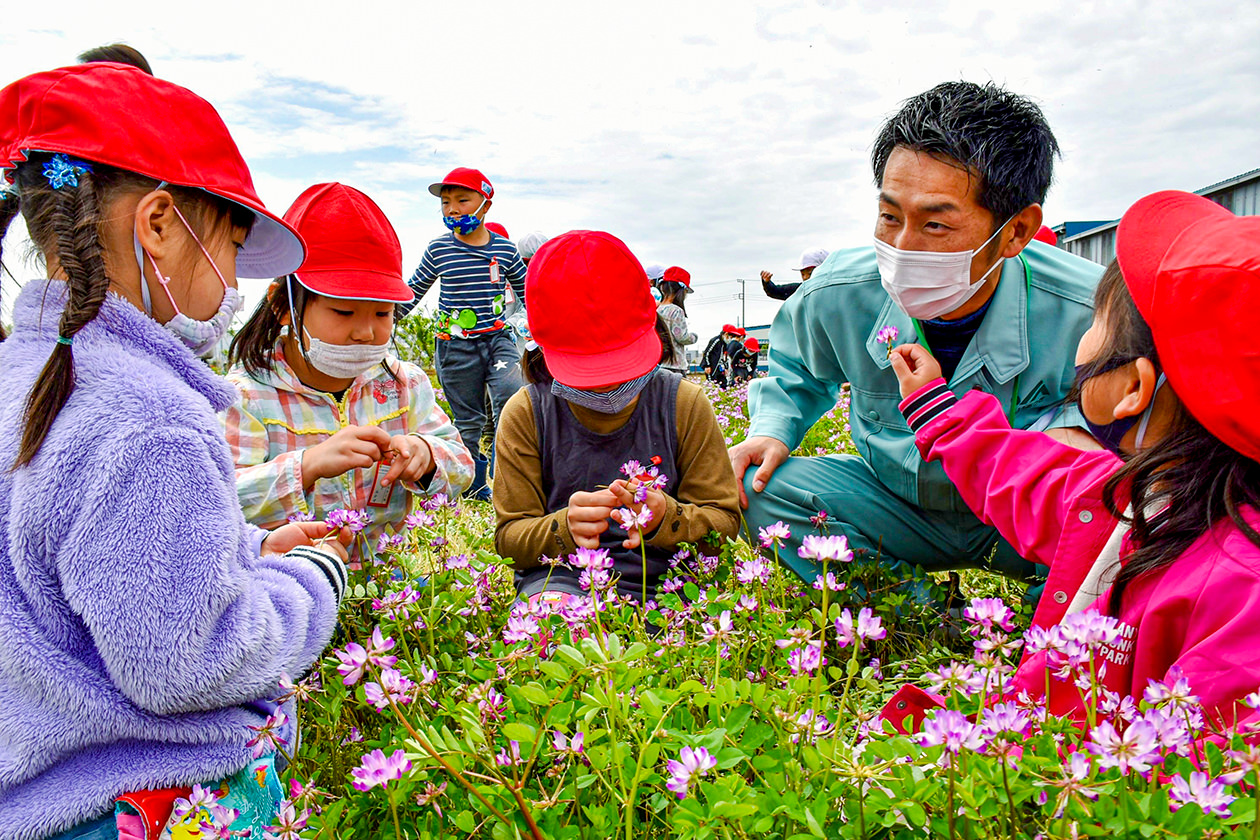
[1052,167,1260,266]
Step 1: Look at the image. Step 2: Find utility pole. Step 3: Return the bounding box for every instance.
[735,278,755,327]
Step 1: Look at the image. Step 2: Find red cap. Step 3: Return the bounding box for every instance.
[485,222,509,239]
[1117,190,1260,463]
[744,337,760,352]
[428,167,494,200]
[663,266,691,288]
[283,183,413,304]
[0,63,304,278]
[722,324,746,337]
[526,230,662,388]
[1033,225,1058,246]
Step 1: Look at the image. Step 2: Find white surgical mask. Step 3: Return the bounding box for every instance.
[285,279,387,380]
[135,200,241,357]
[873,218,1014,320]
[300,329,388,379]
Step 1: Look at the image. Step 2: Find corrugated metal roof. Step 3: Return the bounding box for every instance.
[1058,167,1260,245]
[1197,167,1260,196]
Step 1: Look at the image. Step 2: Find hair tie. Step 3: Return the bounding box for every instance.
[55,335,73,346]
[42,154,94,190]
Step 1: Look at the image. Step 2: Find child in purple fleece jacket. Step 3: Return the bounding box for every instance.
[0,64,350,839]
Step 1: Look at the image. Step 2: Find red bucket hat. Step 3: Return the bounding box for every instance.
[284,183,414,304]
[744,337,760,352]
[427,167,494,200]
[485,222,509,239]
[1117,190,1260,463]
[526,230,662,388]
[663,266,692,288]
[0,62,304,278]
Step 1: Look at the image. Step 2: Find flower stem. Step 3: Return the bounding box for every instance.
[947,763,957,840]
[390,791,403,840]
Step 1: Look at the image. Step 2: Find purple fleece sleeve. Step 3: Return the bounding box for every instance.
[56,425,340,717]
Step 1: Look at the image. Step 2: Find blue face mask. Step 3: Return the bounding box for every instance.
[443,198,488,235]
[1074,361,1165,456]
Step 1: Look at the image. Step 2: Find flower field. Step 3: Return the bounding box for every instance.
[265,379,1260,839]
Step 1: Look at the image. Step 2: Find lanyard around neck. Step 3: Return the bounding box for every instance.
[910,254,1031,425]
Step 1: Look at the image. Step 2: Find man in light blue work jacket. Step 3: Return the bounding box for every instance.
[729,81,1104,582]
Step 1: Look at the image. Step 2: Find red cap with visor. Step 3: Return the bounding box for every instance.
[0,62,304,278]
[1117,190,1260,463]
[428,167,494,200]
[283,183,414,304]
[526,230,662,388]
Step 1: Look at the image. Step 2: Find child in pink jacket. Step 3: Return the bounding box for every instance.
[884,190,1260,735]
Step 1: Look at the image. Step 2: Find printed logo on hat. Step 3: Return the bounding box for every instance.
[481,181,493,198]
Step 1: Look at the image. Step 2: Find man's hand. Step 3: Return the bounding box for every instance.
[728,436,790,509]
[760,270,773,284]
[609,479,668,549]
[888,344,943,399]
[566,489,619,549]
[380,434,435,487]
[301,425,392,489]
[262,520,353,563]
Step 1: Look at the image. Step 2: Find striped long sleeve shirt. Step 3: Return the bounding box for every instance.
[222,345,474,561]
[400,231,527,330]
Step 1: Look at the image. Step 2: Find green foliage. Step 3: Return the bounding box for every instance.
[275,387,1258,840]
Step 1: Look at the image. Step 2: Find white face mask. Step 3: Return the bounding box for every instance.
[300,328,388,379]
[873,217,1014,320]
[135,201,241,357]
[285,279,388,380]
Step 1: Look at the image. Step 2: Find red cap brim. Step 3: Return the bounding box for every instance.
[543,324,663,389]
[294,269,415,304]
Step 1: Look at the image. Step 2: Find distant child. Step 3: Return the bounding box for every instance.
[884,191,1260,733]
[399,167,527,501]
[225,183,474,562]
[657,265,697,374]
[0,63,349,838]
[732,337,760,385]
[702,324,743,387]
[494,231,740,604]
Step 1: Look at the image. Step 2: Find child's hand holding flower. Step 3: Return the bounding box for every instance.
[380,434,435,487]
[888,343,943,399]
[261,520,353,562]
[609,478,667,549]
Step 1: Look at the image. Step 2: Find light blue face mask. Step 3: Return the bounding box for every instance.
[443,197,488,235]
[551,368,659,414]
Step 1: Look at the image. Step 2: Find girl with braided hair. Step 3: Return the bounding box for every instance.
[0,64,350,839]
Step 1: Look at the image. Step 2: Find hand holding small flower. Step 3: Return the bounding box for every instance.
[379,433,435,487]
[609,478,667,549]
[887,343,943,399]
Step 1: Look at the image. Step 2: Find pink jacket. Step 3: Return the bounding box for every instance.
[883,381,1260,733]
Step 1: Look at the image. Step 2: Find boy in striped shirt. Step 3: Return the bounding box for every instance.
[400,167,527,501]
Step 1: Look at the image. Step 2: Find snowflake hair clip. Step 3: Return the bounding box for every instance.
[42,154,94,190]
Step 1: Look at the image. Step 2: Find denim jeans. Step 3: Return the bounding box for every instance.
[434,330,523,458]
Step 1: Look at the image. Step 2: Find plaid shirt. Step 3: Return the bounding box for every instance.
[222,345,473,559]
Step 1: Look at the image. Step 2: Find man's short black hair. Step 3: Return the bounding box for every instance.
[871,81,1059,224]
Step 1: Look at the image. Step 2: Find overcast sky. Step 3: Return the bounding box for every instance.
[3,0,1258,342]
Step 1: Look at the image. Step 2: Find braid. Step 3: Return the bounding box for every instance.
[0,190,20,341]
[14,174,110,469]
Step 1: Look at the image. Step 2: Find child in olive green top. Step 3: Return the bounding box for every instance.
[493,230,739,602]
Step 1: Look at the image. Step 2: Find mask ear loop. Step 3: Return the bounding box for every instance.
[285,275,312,363]
[168,203,229,292]
[1133,373,1167,449]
